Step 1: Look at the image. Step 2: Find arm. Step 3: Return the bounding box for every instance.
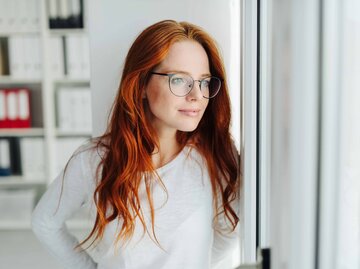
[31,148,97,269]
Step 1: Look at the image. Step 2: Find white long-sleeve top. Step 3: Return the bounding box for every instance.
[32,143,240,269]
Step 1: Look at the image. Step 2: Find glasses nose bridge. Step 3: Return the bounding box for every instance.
[187,78,203,99]
[193,79,203,90]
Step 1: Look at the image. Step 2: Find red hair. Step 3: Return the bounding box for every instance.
[81,20,240,249]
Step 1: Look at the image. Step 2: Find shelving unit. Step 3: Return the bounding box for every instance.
[0,0,92,230]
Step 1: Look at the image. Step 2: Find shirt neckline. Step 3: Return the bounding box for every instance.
[155,146,190,173]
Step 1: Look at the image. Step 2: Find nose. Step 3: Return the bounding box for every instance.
[186,81,202,101]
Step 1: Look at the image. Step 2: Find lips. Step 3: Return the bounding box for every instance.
[178,109,201,117]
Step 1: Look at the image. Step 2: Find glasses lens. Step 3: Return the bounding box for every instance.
[169,74,193,96]
[201,77,221,98]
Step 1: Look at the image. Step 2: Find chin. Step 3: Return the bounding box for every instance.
[177,124,199,132]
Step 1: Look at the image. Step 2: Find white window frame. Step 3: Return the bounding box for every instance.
[240,0,258,263]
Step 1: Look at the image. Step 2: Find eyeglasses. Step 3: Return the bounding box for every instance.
[151,72,222,99]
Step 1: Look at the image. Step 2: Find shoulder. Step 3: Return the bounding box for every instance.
[70,138,108,180]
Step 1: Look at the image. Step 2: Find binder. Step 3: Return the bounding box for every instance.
[49,36,65,79]
[0,139,11,176]
[0,37,10,76]
[48,0,59,29]
[9,137,22,175]
[17,89,31,128]
[65,36,82,78]
[80,35,90,79]
[57,87,92,132]
[28,0,40,31]
[0,88,31,129]
[20,137,45,180]
[9,36,25,78]
[0,90,6,128]
[18,0,28,32]
[58,0,71,28]
[69,0,83,28]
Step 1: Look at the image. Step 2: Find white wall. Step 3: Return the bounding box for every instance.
[88,0,240,147]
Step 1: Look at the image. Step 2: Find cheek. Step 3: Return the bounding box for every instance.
[146,84,173,113]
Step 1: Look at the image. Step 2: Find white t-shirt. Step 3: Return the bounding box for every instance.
[32,143,240,269]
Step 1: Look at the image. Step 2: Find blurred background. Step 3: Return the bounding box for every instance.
[0,0,358,269]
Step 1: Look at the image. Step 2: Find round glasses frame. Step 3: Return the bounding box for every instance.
[151,72,222,99]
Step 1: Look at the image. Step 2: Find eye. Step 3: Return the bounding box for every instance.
[201,78,211,88]
[170,75,188,86]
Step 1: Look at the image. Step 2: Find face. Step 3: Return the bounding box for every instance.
[145,40,210,136]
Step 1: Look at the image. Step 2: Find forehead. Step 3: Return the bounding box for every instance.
[157,40,210,74]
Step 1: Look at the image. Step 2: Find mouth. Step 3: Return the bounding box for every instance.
[178,109,201,117]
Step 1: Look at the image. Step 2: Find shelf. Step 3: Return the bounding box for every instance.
[48,28,87,36]
[56,129,92,137]
[0,128,45,137]
[0,30,40,37]
[54,78,90,85]
[0,177,45,187]
[0,76,42,85]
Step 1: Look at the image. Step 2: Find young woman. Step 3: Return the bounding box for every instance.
[32,20,241,269]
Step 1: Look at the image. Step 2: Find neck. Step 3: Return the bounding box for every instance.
[152,133,181,169]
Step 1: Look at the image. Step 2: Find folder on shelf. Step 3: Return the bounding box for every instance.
[80,35,90,79]
[17,89,31,128]
[65,36,82,78]
[9,137,22,175]
[48,0,59,29]
[0,90,7,128]
[0,88,31,129]
[20,137,45,180]
[49,0,83,29]
[0,0,40,32]
[0,139,11,176]
[49,36,65,79]
[9,36,25,78]
[17,0,29,32]
[26,36,42,79]
[8,36,42,79]
[0,37,10,76]
[28,0,40,31]
[57,87,92,133]
[69,0,83,28]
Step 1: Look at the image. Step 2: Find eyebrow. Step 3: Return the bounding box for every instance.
[161,70,212,78]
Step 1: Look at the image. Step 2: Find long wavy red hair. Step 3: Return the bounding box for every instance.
[81,20,240,249]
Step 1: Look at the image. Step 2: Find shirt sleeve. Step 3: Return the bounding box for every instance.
[31,148,97,269]
[211,200,241,268]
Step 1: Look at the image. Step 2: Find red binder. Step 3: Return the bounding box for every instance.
[0,88,31,129]
[16,89,31,128]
